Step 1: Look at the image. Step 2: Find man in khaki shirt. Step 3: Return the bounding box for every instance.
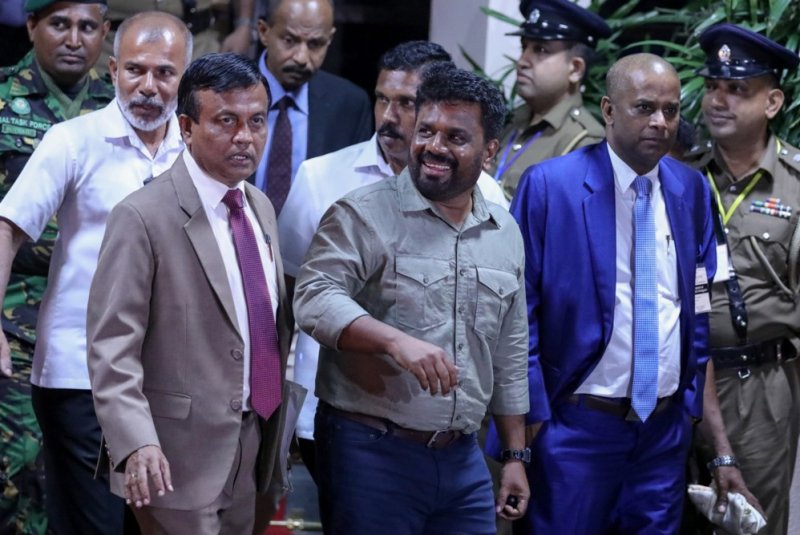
[489,0,608,201]
[294,63,531,535]
[687,23,800,535]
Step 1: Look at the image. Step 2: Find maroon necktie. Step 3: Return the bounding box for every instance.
[221,189,282,420]
[265,96,293,215]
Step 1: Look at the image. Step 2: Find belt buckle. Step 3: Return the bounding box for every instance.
[426,430,445,448]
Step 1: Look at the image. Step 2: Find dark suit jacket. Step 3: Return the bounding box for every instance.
[306,69,373,158]
[87,155,294,510]
[512,141,716,423]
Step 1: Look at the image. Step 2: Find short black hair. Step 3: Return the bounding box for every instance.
[178,53,271,122]
[415,62,505,141]
[261,0,334,24]
[377,40,452,72]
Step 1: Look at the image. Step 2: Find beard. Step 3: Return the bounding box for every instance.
[116,86,177,132]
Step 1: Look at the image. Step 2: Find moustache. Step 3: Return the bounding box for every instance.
[127,95,165,111]
[377,123,402,139]
[419,151,457,168]
[282,65,312,77]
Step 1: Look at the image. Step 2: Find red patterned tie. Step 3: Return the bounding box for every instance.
[265,96,293,215]
[221,189,282,419]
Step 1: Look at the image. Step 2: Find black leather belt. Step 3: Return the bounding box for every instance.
[711,338,796,370]
[566,394,674,422]
[110,8,215,34]
[324,404,465,449]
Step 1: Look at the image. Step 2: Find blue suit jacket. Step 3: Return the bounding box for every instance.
[513,141,716,424]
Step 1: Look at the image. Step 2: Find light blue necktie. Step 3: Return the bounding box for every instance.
[631,176,658,421]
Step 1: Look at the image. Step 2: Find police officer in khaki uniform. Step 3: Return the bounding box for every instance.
[0,2,112,533]
[94,0,255,76]
[688,24,800,535]
[489,0,609,201]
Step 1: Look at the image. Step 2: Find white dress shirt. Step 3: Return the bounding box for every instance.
[0,99,184,389]
[576,144,681,398]
[278,134,509,439]
[184,151,279,410]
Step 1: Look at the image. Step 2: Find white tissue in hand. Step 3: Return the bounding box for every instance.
[687,483,766,535]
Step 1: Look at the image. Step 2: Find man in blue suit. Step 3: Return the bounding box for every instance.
[511,53,716,533]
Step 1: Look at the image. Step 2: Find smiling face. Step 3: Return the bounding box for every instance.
[408,101,498,203]
[27,2,109,87]
[701,75,782,145]
[180,85,269,187]
[601,62,680,175]
[257,0,335,91]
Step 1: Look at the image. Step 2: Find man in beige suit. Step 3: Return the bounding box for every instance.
[87,52,294,534]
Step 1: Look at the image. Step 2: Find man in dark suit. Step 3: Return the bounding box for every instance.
[254,0,372,214]
[510,53,716,533]
[87,53,297,534]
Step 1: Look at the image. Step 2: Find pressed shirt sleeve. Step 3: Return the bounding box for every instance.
[510,168,553,424]
[0,122,73,241]
[293,199,375,349]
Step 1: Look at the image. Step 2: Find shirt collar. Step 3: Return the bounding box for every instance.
[259,51,309,114]
[606,142,660,196]
[529,91,585,130]
[711,134,778,184]
[183,150,247,211]
[352,135,395,177]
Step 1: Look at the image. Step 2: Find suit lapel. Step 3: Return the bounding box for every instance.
[582,143,616,347]
[172,156,241,338]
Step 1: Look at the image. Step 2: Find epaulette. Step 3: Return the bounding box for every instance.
[567,106,600,131]
[682,139,714,170]
[775,137,800,175]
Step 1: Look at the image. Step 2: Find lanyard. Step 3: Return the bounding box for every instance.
[704,140,780,225]
[494,130,542,181]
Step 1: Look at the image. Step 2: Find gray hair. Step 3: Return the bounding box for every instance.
[113,11,193,67]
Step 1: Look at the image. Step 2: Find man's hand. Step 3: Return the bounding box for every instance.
[712,465,765,518]
[220,25,252,54]
[0,331,12,377]
[496,460,529,520]
[388,333,458,395]
[124,445,173,508]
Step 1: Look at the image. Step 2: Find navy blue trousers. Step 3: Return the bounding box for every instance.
[31,386,124,535]
[314,405,496,535]
[526,398,692,535]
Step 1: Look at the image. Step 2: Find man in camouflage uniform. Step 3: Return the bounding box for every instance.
[0,1,111,532]
[687,24,800,535]
[489,0,609,201]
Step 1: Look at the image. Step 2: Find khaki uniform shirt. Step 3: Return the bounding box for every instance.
[688,135,800,349]
[293,169,530,433]
[490,92,605,201]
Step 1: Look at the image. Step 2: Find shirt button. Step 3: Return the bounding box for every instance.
[459,268,466,276]
[499,288,504,296]
[457,343,464,352]
[230,399,242,411]
[458,305,464,314]
[762,232,770,240]
[231,348,243,360]
[724,227,729,234]
[729,185,737,193]
[455,414,463,421]
[423,276,429,284]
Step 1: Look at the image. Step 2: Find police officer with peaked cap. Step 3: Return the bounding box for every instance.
[687,23,800,535]
[0,1,112,533]
[488,0,610,201]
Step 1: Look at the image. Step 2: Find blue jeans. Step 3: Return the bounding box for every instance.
[314,405,496,535]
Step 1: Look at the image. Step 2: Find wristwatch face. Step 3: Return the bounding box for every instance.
[502,448,531,463]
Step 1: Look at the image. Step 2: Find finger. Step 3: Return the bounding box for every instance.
[445,358,458,390]
[715,494,728,514]
[433,359,452,395]
[160,456,173,492]
[423,362,439,396]
[135,464,150,506]
[127,469,143,507]
[146,456,166,497]
[0,346,11,377]
[411,365,430,392]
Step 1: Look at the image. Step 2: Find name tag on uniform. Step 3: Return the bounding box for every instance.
[714,244,730,283]
[695,265,711,313]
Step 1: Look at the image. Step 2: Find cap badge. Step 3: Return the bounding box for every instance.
[528,8,540,24]
[718,44,731,63]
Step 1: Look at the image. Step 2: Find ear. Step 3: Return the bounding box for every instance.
[568,55,586,86]
[100,19,111,41]
[765,88,784,120]
[25,14,37,42]
[483,138,500,167]
[256,19,270,47]
[327,26,336,44]
[108,56,118,86]
[178,114,193,147]
[600,95,614,126]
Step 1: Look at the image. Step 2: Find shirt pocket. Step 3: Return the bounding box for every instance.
[733,213,792,281]
[395,255,451,331]
[474,267,519,339]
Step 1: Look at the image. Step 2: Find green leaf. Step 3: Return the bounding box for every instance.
[479,7,520,26]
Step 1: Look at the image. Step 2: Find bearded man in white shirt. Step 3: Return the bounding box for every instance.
[0,11,190,534]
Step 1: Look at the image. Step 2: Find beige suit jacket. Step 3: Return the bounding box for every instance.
[87,154,293,510]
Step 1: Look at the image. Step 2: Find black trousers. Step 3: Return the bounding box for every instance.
[31,386,125,535]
